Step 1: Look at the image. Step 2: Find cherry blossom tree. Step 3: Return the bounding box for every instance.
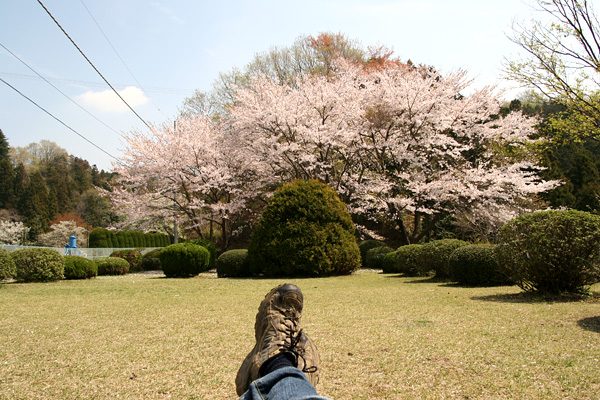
[230,60,559,243]
[0,220,30,245]
[110,117,262,250]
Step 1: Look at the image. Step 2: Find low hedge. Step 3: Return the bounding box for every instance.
[358,240,387,267]
[95,257,129,276]
[420,239,470,279]
[64,255,98,279]
[394,244,426,276]
[110,249,142,272]
[141,248,162,271]
[0,248,16,281]
[364,246,395,269]
[448,244,511,287]
[216,249,251,278]
[159,243,210,278]
[186,239,217,269]
[10,248,64,282]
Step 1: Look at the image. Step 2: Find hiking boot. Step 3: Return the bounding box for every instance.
[235,283,320,395]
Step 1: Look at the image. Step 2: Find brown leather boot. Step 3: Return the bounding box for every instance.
[235,283,320,396]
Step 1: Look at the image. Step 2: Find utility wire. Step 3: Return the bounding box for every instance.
[0,42,126,139]
[36,0,152,130]
[0,76,123,165]
[0,72,193,94]
[79,0,167,118]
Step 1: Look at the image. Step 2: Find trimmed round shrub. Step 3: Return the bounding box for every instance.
[364,246,394,269]
[95,257,129,276]
[419,239,470,279]
[0,248,16,281]
[381,251,398,273]
[110,249,142,272]
[358,240,386,267]
[159,243,210,278]
[394,244,426,276]
[496,210,600,295]
[10,248,64,282]
[141,248,162,271]
[448,244,511,287]
[216,249,251,278]
[64,255,97,279]
[186,239,217,269]
[248,180,361,277]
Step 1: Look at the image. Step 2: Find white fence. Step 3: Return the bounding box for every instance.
[0,244,161,260]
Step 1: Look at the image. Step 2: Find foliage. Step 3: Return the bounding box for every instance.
[159,243,210,278]
[186,238,217,269]
[10,248,64,282]
[358,240,387,267]
[505,0,600,140]
[141,248,162,271]
[0,220,30,245]
[88,228,170,248]
[392,244,427,276]
[420,239,470,279]
[448,244,511,287]
[0,248,16,281]
[381,251,397,273]
[110,250,142,272]
[496,210,600,294]
[95,257,129,276]
[364,246,395,269]
[63,255,97,279]
[37,220,88,248]
[231,57,556,245]
[117,35,556,252]
[216,249,251,278]
[248,180,361,277]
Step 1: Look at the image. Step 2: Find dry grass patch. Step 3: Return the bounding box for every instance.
[0,270,599,399]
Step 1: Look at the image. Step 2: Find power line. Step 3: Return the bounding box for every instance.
[0,72,195,94]
[79,0,168,117]
[36,0,152,130]
[0,42,126,139]
[0,76,123,165]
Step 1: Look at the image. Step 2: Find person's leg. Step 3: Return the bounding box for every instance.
[235,283,324,399]
[239,366,330,400]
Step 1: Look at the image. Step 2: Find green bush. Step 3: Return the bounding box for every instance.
[448,244,511,287]
[63,256,97,279]
[141,248,162,271]
[10,248,64,282]
[420,239,470,279]
[95,257,129,276]
[110,249,143,272]
[364,246,394,269]
[381,251,398,273]
[186,239,217,269]
[496,210,600,295]
[394,244,426,276]
[88,228,111,248]
[0,248,16,281]
[358,240,386,267]
[159,243,210,278]
[216,249,251,278]
[248,180,361,277]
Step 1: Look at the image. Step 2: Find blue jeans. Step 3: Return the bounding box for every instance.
[238,366,332,400]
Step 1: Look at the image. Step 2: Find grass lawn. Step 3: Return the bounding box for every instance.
[1,269,599,399]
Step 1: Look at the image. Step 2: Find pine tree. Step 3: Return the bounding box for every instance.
[0,158,14,208]
[19,170,50,240]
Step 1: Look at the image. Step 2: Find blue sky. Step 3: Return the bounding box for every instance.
[0,0,541,171]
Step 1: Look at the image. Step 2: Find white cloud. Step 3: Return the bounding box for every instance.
[77,86,149,113]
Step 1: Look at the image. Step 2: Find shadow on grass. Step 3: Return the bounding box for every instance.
[472,291,600,304]
[578,316,600,334]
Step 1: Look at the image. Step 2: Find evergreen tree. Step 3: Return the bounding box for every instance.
[0,158,14,208]
[0,129,9,162]
[19,170,51,240]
